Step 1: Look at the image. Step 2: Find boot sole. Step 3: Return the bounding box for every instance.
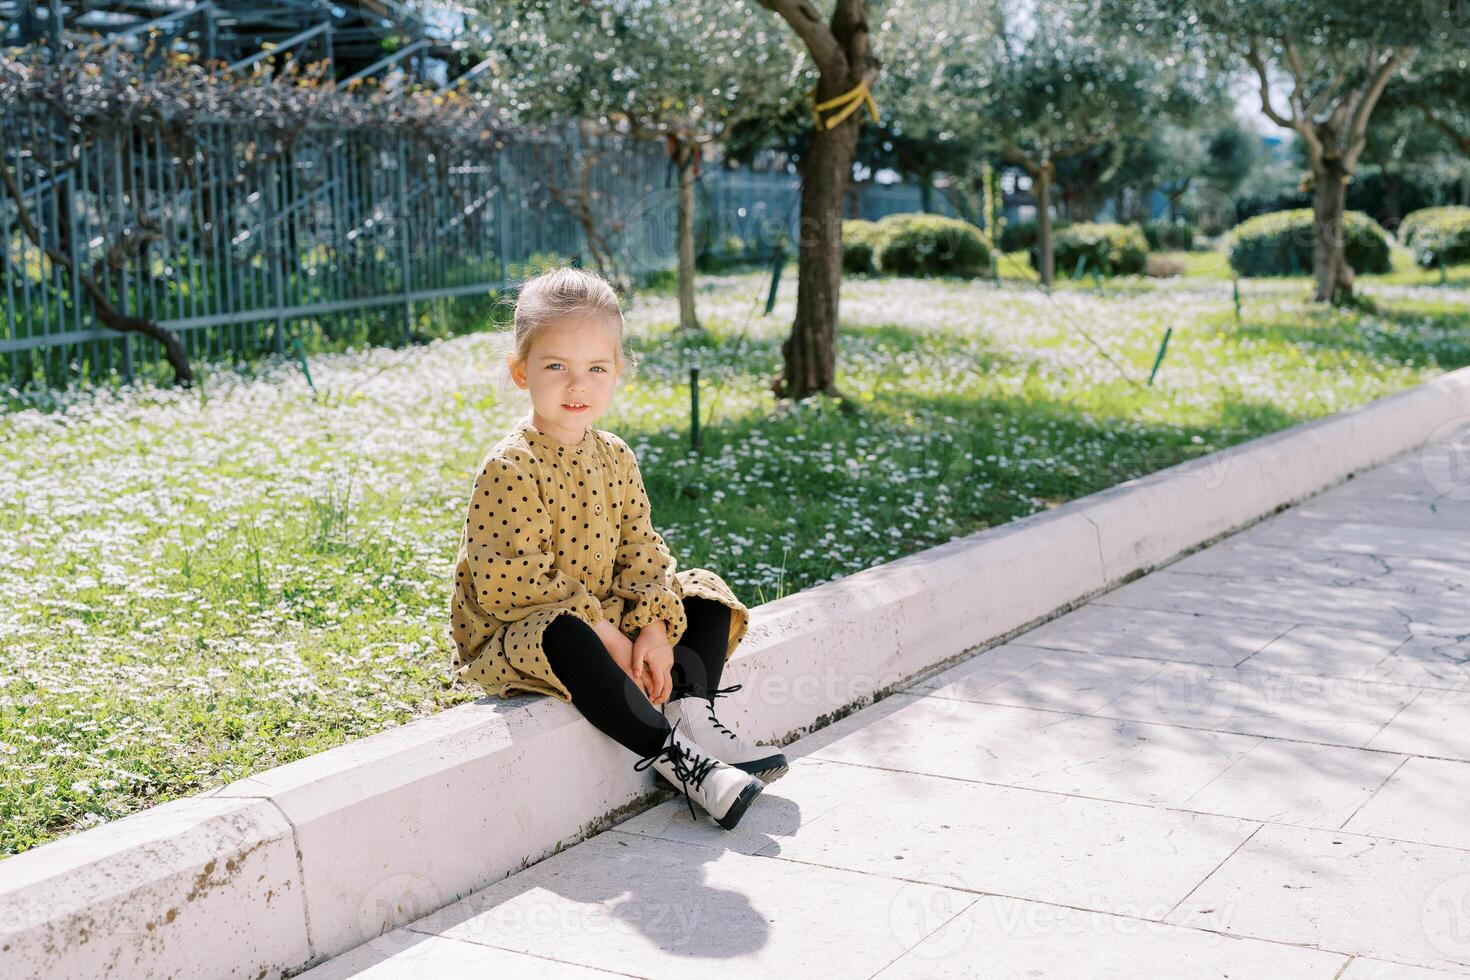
[734,754,789,783]
[715,778,764,831]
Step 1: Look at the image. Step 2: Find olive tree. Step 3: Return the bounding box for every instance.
[984,2,1179,286]
[471,0,796,331]
[751,0,880,402]
[1112,0,1456,302]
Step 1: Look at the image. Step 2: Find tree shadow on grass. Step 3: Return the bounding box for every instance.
[628,319,1316,604]
[1222,301,1470,371]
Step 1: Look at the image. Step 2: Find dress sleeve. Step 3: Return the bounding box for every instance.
[611,447,689,646]
[463,454,606,629]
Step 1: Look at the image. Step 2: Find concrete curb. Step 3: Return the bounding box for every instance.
[5,365,1469,979]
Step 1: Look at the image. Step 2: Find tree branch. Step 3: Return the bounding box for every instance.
[1343,48,1403,172]
[754,0,846,78]
[1243,41,1295,130]
[1418,102,1470,156]
[1282,36,1310,121]
[1002,142,1040,177]
[0,156,194,384]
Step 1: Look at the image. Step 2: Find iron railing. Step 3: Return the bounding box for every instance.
[1,110,957,388]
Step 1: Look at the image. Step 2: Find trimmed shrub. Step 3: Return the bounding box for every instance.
[998,219,1070,253]
[1399,206,1470,268]
[873,213,991,277]
[1144,221,1196,251]
[1145,254,1185,278]
[1227,208,1392,277]
[842,219,882,274]
[1040,222,1149,277]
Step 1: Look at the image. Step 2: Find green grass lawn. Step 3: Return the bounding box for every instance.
[3,262,1469,856]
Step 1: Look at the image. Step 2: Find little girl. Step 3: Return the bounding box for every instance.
[448,266,787,831]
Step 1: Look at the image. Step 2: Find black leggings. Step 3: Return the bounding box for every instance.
[542,595,731,758]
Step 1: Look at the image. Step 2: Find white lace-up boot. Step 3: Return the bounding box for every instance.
[634,722,764,830]
[662,683,789,783]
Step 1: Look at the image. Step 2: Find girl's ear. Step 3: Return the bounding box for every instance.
[506,352,526,389]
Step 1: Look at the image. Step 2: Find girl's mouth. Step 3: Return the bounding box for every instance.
[562,403,588,412]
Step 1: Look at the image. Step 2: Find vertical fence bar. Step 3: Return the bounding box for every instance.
[266,145,285,354]
[395,136,412,340]
[494,145,510,282]
[4,116,21,383]
[111,131,133,382]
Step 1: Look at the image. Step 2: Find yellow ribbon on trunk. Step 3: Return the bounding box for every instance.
[808,78,880,130]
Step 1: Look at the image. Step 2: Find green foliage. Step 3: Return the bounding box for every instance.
[696,233,751,273]
[1398,207,1470,269]
[1144,221,1197,251]
[999,219,1070,254]
[872,213,991,278]
[1046,223,1150,277]
[842,220,883,275]
[1227,209,1392,278]
[640,267,680,291]
[506,251,574,282]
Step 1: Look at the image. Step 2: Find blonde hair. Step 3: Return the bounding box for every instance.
[488,265,636,404]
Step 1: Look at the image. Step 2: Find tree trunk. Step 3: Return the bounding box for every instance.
[919,173,933,213]
[674,139,700,332]
[1383,173,1401,232]
[778,101,861,400]
[1036,163,1055,287]
[1311,162,1354,303]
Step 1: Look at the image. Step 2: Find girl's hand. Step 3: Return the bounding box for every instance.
[631,621,675,706]
[592,618,654,700]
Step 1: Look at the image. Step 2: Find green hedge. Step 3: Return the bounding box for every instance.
[1144,221,1196,252]
[842,219,882,274]
[873,213,991,278]
[1039,222,1149,277]
[1399,206,1470,268]
[999,219,1069,253]
[1227,208,1391,277]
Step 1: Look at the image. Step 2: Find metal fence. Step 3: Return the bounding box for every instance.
[695,168,961,258]
[0,113,678,387]
[1,111,956,389]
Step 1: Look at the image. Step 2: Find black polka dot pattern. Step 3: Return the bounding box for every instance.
[447,417,750,701]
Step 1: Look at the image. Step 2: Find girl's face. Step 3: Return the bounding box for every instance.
[509,316,622,443]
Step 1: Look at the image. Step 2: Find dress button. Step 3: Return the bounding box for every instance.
[593,503,603,515]
[594,552,603,562]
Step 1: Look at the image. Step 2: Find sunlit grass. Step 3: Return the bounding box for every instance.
[2,267,1467,856]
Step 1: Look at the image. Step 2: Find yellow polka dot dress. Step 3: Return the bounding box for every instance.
[449,417,751,701]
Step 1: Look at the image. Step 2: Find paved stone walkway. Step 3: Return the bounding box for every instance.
[308,440,1470,979]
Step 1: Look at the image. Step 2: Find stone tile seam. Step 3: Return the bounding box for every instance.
[863,891,982,980]
[905,690,1464,765]
[1162,821,1265,922]
[1335,755,1413,833]
[637,836,1454,975]
[262,795,319,965]
[959,638,1469,695]
[396,928,649,978]
[799,755,1470,856]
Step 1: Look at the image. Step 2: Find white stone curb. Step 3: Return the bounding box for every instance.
[5,365,1469,979]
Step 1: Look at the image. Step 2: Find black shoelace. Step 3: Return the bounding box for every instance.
[704,683,744,741]
[635,729,719,822]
